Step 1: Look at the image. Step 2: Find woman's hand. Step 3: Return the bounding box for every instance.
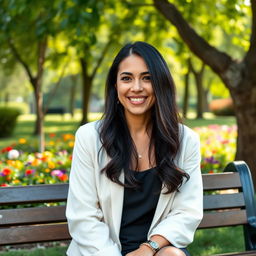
[125,244,155,256]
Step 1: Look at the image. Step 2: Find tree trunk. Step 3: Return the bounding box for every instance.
[4,92,9,104]
[231,87,256,182]
[80,59,93,125]
[33,84,45,152]
[70,75,77,118]
[182,69,190,119]
[194,72,204,119]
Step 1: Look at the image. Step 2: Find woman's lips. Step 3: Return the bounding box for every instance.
[127,97,147,105]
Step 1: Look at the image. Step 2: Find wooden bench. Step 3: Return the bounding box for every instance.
[1,161,256,255]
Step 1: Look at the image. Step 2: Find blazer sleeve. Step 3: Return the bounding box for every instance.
[149,131,203,248]
[66,125,121,256]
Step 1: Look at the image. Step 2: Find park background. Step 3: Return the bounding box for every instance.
[0,0,255,255]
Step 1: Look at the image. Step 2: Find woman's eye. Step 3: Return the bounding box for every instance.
[143,75,151,81]
[121,76,131,81]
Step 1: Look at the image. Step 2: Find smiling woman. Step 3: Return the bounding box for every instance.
[116,55,155,121]
[66,42,203,256]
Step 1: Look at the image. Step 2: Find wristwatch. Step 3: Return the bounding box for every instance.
[141,240,160,253]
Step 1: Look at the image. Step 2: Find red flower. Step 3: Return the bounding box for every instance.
[208,170,214,174]
[59,174,68,182]
[0,183,8,187]
[1,146,13,153]
[49,133,56,138]
[2,168,12,176]
[25,169,35,176]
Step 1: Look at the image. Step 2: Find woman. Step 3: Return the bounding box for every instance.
[66,42,203,256]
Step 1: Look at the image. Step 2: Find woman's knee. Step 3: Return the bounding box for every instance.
[156,246,186,256]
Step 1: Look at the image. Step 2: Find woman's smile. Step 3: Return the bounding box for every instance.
[127,96,148,105]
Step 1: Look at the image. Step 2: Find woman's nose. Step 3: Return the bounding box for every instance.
[131,79,143,91]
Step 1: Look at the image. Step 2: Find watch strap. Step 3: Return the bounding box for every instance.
[141,240,160,253]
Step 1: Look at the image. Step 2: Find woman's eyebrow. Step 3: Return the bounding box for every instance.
[120,72,132,76]
[120,71,150,76]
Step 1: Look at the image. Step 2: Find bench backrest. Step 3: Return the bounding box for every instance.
[0,161,256,249]
[0,184,70,245]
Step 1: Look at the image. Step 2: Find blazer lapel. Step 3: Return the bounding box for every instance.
[110,171,124,240]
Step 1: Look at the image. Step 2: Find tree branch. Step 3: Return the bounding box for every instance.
[7,38,35,87]
[153,0,233,74]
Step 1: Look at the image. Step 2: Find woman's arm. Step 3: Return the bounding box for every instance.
[148,130,203,248]
[66,125,122,256]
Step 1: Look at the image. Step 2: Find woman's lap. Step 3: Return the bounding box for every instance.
[122,247,190,256]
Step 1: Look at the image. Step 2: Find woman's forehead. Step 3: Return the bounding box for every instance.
[118,54,149,74]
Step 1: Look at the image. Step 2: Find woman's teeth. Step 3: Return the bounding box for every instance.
[129,97,145,103]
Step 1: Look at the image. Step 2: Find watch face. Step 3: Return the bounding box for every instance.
[149,240,159,250]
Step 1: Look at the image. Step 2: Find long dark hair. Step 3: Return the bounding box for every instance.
[99,41,189,193]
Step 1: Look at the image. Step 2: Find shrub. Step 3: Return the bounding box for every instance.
[0,107,20,138]
[0,102,29,114]
[209,98,234,116]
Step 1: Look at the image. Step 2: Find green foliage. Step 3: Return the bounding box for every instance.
[0,102,29,114]
[0,107,20,138]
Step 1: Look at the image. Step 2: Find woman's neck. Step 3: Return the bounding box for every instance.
[125,112,151,137]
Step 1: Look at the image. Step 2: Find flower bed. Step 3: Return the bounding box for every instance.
[196,125,237,174]
[0,133,74,186]
[0,125,237,186]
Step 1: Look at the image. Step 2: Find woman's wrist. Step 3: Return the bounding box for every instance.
[139,243,156,255]
[140,240,160,254]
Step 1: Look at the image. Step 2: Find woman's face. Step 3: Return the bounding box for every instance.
[116,54,155,120]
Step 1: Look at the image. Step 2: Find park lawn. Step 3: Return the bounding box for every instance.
[0,112,236,149]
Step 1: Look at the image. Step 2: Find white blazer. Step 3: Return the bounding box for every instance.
[66,121,203,256]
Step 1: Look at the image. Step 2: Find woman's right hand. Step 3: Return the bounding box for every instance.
[125,244,155,256]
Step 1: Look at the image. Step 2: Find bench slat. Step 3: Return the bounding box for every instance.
[0,205,66,226]
[0,184,68,205]
[202,173,241,190]
[203,193,245,210]
[199,209,247,228]
[0,223,71,245]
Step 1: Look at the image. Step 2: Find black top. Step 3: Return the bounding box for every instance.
[119,168,162,255]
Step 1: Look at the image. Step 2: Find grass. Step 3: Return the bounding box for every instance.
[0,112,239,255]
[0,112,102,149]
[0,246,67,256]
[188,226,244,255]
[0,112,236,149]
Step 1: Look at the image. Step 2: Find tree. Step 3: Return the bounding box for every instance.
[153,0,256,182]
[0,0,59,144]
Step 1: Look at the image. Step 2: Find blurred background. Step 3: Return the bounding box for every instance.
[0,0,255,255]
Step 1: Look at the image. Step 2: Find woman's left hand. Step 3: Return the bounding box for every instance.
[125,245,154,256]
